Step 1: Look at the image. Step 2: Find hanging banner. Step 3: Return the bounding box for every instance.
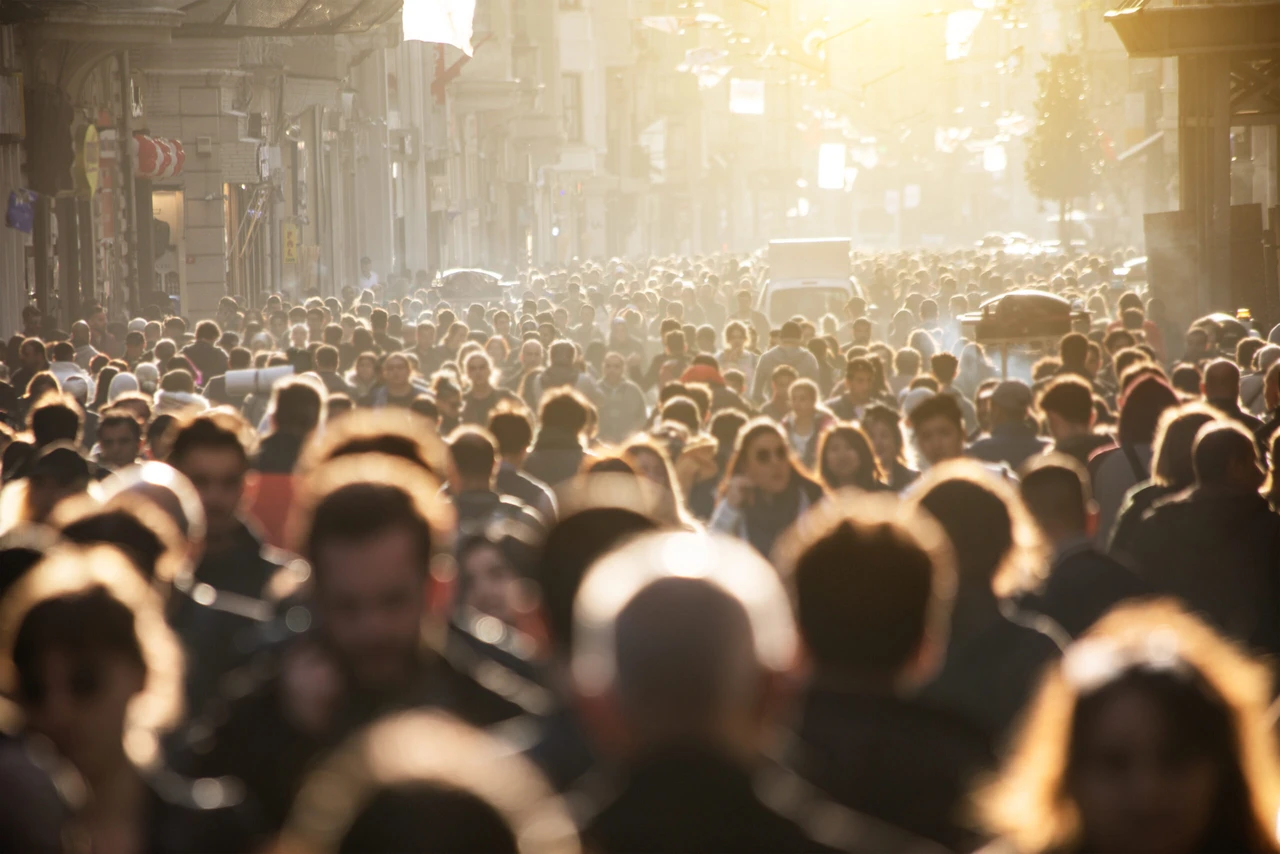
[6,189,35,233]
[282,222,299,263]
[75,125,100,198]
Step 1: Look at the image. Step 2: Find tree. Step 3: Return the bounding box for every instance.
[1024,53,1105,244]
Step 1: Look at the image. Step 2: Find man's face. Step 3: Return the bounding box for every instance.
[521,342,543,369]
[848,369,873,403]
[494,315,510,336]
[915,416,965,466]
[466,356,491,389]
[383,358,410,388]
[98,423,141,470]
[604,354,625,384]
[126,340,143,360]
[270,317,287,338]
[772,375,795,400]
[176,447,246,538]
[315,527,425,691]
[20,344,41,370]
[417,325,436,348]
[89,310,106,333]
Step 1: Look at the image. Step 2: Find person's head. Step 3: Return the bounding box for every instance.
[448,427,498,492]
[573,531,798,758]
[1194,421,1264,492]
[19,337,46,371]
[1020,455,1094,544]
[844,357,874,403]
[488,409,534,463]
[777,494,955,688]
[2,546,183,779]
[979,601,1280,854]
[1119,376,1180,447]
[270,378,325,437]
[465,352,494,392]
[862,403,906,467]
[167,411,253,539]
[780,320,801,345]
[1059,332,1089,371]
[284,711,578,854]
[908,393,966,467]
[660,396,700,435]
[382,353,412,391]
[788,379,818,418]
[23,444,91,523]
[291,456,450,692]
[359,256,372,276]
[314,344,339,373]
[914,460,1043,595]
[817,423,884,491]
[1104,328,1136,355]
[725,420,800,496]
[1202,358,1241,404]
[195,320,220,344]
[930,352,959,387]
[724,321,748,351]
[30,394,83,449]
[770,364,797,402]
[539,389,590,440]
[70,320,91,348]
[1150,403,1219,489]
[1039,377,1095,441]
[97,409,143,470]
[990,379,1033,427]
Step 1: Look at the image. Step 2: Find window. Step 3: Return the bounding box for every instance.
[562,73,583,143]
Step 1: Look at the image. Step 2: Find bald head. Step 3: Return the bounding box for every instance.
[71,320,91,347]
[573,532,797,756]
[614,576,758,742]
[1203,359,1241,402]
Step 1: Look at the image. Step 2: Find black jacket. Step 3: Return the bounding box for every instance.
[581,748,933,854]
[790,686,995,852]
[524,427,590,488]
[181,340,229,384]
[1021,540,1151,638]
[176,642,523,833]
[1129,487,1280,655]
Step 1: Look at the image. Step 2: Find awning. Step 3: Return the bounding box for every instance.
[1117,130,1164,163]
[176,0,402,36]
[132,134,186,180]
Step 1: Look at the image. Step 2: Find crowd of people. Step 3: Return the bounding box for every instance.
[1,245,1280,853]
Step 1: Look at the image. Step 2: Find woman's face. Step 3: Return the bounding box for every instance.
[23,650,142,779]
[743,431,791,494]
[1069,686,1223,854]
[824,434,862,483]
[356,359,376,382]
[865,420,897,466]
[790,385,817,417]
[461,544,520,624]
[486,341,505,365]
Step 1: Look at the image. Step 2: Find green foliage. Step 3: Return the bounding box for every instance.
[1024,53,1104,216]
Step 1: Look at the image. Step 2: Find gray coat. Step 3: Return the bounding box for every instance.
[751,344,820,403]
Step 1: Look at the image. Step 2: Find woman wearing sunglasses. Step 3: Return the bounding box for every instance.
[710,419,827,558]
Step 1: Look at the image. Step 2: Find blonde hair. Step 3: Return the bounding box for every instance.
[978,600,1280,854]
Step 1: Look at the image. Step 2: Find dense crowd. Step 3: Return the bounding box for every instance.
[1,245,1280,853]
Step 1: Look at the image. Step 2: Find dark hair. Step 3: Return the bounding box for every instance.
[784,507,942,677]
[168,412,249,468]
[59,509,170,581]
[229,347,253,370]
[13,585,144,705]
[907,393,963,434]
[159,369,195,394]
[1118,376,1178,446]
[1194,422,1256,488]
[315,345,339,371]
[195,320,220,342]
[1020,458,1089,533]
[535,507,659,653]
[1039,377,1094,426]
[662,397,700,435]
[845,356,874,381]
[302,481,435,582]
[930,352,958,385]
[449,427,497,481]
[918,477,1013,585]
[99,410,143,443]
[488,410,533,457]
[861,404,905,461]
[338,784,519,854]
[817,423,885,491]
[272,380,324,435]
[539,389,590,436]
[30,398,82,448]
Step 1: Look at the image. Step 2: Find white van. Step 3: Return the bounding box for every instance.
[759,238,860,324]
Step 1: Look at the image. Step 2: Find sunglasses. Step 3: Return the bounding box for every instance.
[753,446,789,465]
